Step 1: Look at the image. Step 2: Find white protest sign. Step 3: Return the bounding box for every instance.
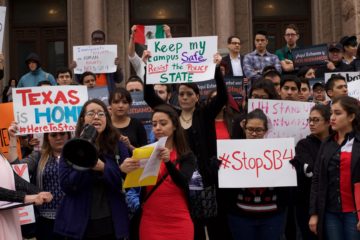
[12,86,88,135]
[12,164,36,225]
[0,7,5,52]
[146,36,217,84]
[248,99,314,143]
[217,138,297,188]
[73,45,117,74]
[325,71,360,100]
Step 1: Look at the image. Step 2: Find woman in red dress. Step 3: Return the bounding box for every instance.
[121,104,196,240]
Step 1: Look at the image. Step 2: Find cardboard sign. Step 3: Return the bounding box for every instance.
[12,164,36,225]
[73,45,117,74]
[0,7,6,52]
[217,138,297,188]
[324,71,360,100]
[128,91,154,143]
[0,103,22,160]
[12,86,88,135]
[146,36,217,84]
[292,44,328,67]
[248,99,314,143]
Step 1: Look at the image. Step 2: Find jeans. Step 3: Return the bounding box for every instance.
[228,211,286,240]
[324,211,360,240]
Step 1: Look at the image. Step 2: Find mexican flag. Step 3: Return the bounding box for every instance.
[133,25,165,45]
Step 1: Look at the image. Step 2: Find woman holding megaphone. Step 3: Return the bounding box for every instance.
[54,98,130,240]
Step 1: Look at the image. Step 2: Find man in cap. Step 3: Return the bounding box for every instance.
[315,42,353,78]
[262,65,281,94]
[17,53,56,87]
[340,35,358,64]
[312,82,326,103]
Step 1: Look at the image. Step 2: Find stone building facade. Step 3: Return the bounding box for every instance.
[0,0,359,92]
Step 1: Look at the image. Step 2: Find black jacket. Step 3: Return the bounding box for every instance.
[309,132,360,240]
[221,54,245,77]
[315,61,353,79]
[291,135,322,207]
[144,67,228,186]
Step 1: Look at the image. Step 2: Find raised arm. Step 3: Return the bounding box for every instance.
[204,54,228,119]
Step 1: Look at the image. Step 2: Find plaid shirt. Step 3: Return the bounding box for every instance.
[243,50,282,81]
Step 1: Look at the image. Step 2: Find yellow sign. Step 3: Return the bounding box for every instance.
[123,146,158,188]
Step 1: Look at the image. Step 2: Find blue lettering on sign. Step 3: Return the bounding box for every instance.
[34,106,83,124]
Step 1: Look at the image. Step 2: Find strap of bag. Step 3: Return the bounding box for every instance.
[142,158,180,203]
[142,172,169,203]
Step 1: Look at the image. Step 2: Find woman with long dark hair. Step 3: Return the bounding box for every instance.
[309,96,360,240]
[121,104,196,240]
[8,124,69,240]
[291,104,330,240]
[109,87,147,151]
[144,54,228,239]
[54,99,130,240]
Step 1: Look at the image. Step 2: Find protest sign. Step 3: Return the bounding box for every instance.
[128,91,154,143]
[12,86,88,135]
[73,45,117,74]
[197,76,243,102]
[12,164,36,225]
[0,103,22,160]
[324,71,360,83]
[123,137,167,188]
[292,44,328,67]
[0,7,6,52]
[248,99,314,143]
[146,36,217,84]
[88,87,109,106]
[217,138,297,188]
[324,71,360,100]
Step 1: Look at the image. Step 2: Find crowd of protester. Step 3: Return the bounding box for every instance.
[1,23,360,240]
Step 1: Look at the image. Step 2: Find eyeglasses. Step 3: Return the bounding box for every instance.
[285,33,297,37]
[230,42,241,45]
[85,111,106,119]
[49,132,67,138]
[245,127,266,134]
[307,117,323,124]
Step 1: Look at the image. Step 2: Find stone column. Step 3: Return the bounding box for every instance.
[341,0,360,37]
[83,0,104,44]
[215,0,235,49]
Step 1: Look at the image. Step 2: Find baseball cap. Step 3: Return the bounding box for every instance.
[328,42,343,52]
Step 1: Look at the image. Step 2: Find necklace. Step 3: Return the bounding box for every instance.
[180,114,192,123]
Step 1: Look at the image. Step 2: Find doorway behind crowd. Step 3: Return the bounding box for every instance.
[9,0,68,79]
